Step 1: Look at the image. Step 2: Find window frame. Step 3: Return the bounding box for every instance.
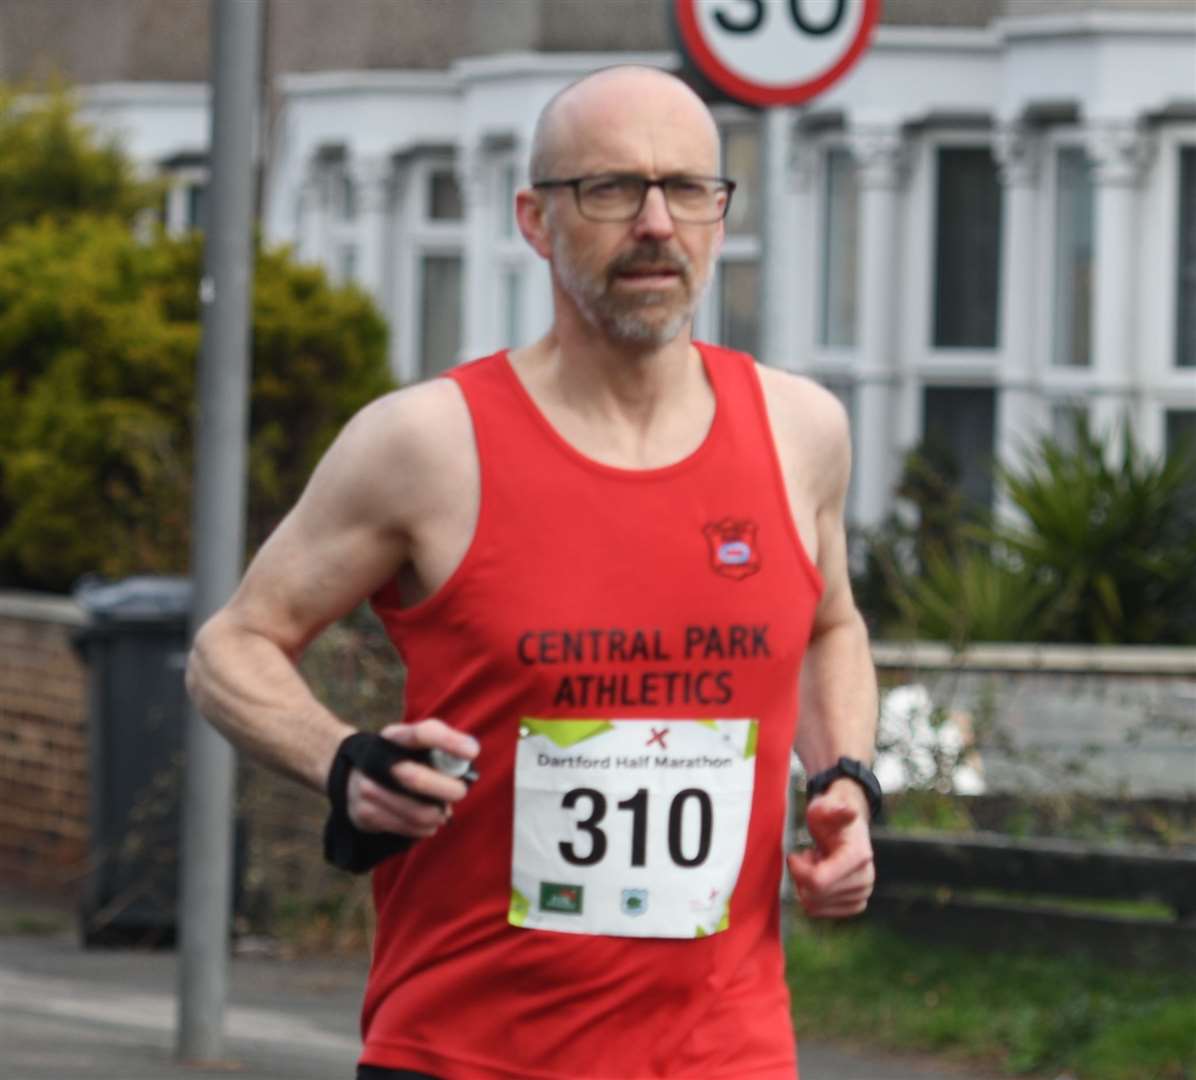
[490,147,529,350]
[807,133,861,383]
[395,152,466,383]
[310,148,361,287]
[1173,140,1196,370]
[1136,123,1196,456]
[929,140,1004,353]
[160,162,209,236]
[817,140,860,352]
[1037,125,1103,401]
[704,109,762,351]
[1164,407,1196,457]
[908,129,1002,377]
[1048,139,1096,371]
[919,381,1000,513]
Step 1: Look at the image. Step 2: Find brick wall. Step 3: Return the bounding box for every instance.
[0,593,402,941]
[0,592,89,896]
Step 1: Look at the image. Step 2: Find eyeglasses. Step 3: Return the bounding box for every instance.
[532,173,736,224]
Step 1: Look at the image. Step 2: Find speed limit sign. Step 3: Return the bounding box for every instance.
[674,0,882,108]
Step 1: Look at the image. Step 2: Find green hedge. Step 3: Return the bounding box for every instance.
[0,217,393,590]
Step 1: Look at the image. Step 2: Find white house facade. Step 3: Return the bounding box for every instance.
[62,0,1196,527]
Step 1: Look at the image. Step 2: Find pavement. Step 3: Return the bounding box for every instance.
[0,924,1002,1080]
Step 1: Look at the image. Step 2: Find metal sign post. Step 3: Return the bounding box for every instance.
[760,105,794,371]
[177,0,263,1063]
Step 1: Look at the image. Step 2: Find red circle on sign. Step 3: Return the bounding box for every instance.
[675,0,881,108]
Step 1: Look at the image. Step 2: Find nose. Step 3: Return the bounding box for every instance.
[632,183,675,240]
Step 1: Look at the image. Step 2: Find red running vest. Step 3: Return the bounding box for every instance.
[363,345,823,1079]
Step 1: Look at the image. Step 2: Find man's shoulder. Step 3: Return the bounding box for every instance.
[314,376,476,524]
[346,376,473,462]
[753,363,850,445]
[750,363,853,508]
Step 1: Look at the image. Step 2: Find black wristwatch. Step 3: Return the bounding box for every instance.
[805,756,883,823]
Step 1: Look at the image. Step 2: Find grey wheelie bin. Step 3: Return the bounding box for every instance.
[73,576,241,946]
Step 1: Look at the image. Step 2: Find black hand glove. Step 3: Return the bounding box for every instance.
[322,732,434,874]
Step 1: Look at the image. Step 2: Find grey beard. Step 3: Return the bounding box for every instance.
[555,248,703,348]
[601,303,693,347]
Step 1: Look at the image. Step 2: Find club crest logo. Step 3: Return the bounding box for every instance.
[703,518,761,580]
[621,888,648,916]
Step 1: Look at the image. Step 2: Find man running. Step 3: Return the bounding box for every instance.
[188,64,879,1080]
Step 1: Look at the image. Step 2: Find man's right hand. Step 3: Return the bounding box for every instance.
[348,719,480,839]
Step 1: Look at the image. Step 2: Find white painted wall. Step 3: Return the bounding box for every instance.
[78,82,209,162]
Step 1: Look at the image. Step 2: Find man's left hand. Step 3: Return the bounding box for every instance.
[787,779,875,918]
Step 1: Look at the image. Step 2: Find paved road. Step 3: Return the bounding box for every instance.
[0,932,1000,1080]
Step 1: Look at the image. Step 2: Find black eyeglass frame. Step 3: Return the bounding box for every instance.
[531,172,737,223]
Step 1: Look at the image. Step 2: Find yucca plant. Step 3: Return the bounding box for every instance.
[895,544,1056,649]
[851,441,972,637]
[859,418,1196,646]
[995,417,1196,645]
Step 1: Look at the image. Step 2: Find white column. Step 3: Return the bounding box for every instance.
[787,121,820,374]
[1085,121,1155,439]
[349,155,393,310]
[759,106,795,369]
[389,160,418,384]
[992,124,1045,484]
[846,126,905,528]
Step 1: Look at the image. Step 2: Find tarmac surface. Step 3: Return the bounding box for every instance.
[0,927,1003,1080]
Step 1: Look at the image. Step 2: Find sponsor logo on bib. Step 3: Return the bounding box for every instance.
[621,888,648,916]
[540,881,583,914]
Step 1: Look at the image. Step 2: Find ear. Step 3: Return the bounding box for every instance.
[516,187,554,260]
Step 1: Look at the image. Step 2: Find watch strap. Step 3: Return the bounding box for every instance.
[804,756,883,823]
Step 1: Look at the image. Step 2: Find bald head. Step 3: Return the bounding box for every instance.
[529,66,720,184]
[520,66,727,350]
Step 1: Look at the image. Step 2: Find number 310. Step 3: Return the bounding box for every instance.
[715,0,847,35]
[558,787,714,869]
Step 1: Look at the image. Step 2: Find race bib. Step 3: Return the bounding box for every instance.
[509,717,758,938]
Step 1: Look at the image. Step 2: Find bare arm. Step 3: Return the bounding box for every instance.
[757,368,878,773]
[186,380,479,835]
[759,369,877,917]
[793,395,878,779]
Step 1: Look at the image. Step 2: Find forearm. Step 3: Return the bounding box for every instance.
[795,609,878,773]
[186,610,356,793]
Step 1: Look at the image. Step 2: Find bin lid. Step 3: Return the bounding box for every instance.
[73,575,193,621]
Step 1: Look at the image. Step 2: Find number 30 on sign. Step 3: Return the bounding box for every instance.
[674,0,881,108]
